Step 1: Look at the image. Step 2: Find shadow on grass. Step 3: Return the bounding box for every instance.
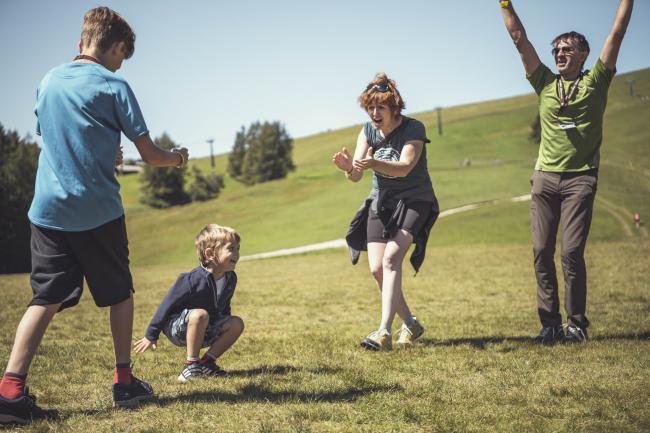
[420,335,532,350]
[225,364,342,377]
[592,331,650,341]
[154,381,401,406]
[420,330,650,350]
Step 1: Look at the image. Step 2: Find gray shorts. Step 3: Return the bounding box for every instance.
[162,309,231,348]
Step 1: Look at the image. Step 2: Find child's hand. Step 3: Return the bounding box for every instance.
[134,337,157,353]
[115,146,124,167]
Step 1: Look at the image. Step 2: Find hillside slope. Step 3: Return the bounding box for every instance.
[118,68,650,267]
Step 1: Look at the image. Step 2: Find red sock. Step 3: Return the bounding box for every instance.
[199,353,217,365]
[113,366,132,385]
[0,374,26,400]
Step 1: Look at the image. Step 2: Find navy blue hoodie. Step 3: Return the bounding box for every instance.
[145,265,237,342]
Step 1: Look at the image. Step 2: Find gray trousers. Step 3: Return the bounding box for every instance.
[530,169,598,329]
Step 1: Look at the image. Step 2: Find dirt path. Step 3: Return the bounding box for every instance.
[597,196,648,238]
[241,194,532,261]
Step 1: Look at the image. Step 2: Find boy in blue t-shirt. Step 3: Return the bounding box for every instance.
[0,7,189,425]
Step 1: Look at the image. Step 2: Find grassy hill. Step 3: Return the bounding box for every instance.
[1,68,648,433]
[118,67,650,267]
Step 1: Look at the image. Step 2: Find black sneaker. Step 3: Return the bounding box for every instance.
[112,375,154,408]
[0,387,58,425]
[201,361,227,377]
[534,325,565,345]
[563,324,588,343]
[177,362,225,383]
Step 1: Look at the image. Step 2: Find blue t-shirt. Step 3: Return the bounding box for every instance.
[29,63,149,231]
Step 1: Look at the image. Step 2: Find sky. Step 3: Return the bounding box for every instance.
[1,0,648,160]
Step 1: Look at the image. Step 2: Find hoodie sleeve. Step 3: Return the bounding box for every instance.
[145,273,192,341]
[223,272,237,316]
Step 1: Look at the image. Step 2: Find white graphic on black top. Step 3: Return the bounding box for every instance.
[373,147,401,178]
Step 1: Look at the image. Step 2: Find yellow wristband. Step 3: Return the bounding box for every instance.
[500,0,510,8]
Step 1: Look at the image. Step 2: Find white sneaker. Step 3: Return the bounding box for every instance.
[396,319,425,349]
[360,329,392,351]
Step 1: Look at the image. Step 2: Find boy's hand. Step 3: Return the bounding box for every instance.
[134,337,157,353]
[115,146,124,167]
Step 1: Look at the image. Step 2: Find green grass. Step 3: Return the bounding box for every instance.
[1,68,649,431]
[1,240,648,432]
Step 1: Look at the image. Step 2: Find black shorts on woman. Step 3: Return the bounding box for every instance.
[346,117,439,273]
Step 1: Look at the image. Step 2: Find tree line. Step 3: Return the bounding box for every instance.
[0,120,294,273]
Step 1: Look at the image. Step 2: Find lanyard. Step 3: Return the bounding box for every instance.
[73,54,100,64]
[557,73,582,113]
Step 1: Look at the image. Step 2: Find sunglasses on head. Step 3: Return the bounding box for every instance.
[365,83,390,92]
[552,46,576,56]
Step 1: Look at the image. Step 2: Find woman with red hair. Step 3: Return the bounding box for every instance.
[332,73,439,351]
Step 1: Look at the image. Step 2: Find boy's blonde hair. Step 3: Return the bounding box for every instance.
[81,7,136,59]
[195,224,241,266]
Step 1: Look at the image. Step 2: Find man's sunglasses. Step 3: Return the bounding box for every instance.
[365,83,390,92]
[552,46,576,56]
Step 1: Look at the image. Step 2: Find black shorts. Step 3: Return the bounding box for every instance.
[29,216,134,311]
[367,201,431,243]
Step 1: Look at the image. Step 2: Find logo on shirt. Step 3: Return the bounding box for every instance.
[373,147,401,179]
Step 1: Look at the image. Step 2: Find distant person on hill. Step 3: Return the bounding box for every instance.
[134,225,244,383]
[332,73,440,351]
[0,7,189,425]
[499,0,634,344]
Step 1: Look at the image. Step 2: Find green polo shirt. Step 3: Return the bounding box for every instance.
[528,58,615,172]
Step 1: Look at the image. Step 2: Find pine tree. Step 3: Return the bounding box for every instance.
[241,121,263,185]
[139,133,190,208]
[0,123,40,273]
[228,126,247,179]
[237,121,294,185]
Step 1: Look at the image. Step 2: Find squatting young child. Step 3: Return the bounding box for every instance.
[134,225,244,382]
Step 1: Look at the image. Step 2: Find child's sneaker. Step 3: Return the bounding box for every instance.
[201,362,227,376]
[177,362,225,383]
[0,387,58,425]
[360,329,392,351]
[112,375,154,408]
[396,319,425,349]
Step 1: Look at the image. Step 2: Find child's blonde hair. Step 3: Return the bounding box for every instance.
[195,224,240,266]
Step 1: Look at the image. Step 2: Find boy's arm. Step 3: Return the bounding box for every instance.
[500,1,541,76]
[600,0,633,71]
[134,337,157,353]
[144,274,192,342]
[115,145,123,167]
[133,134,189,168]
